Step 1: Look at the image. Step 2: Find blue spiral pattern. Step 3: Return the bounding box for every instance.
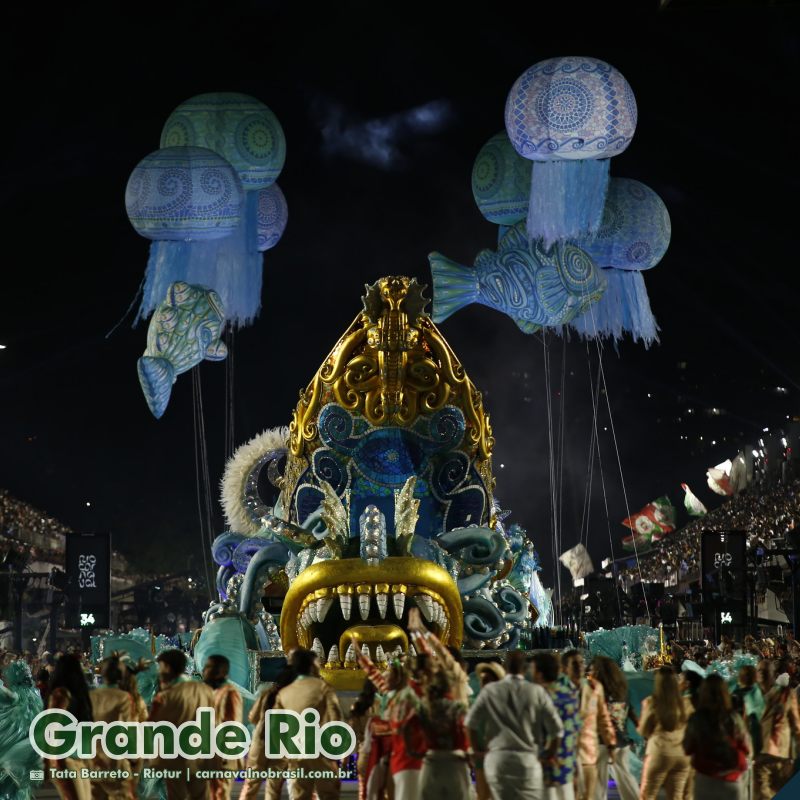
[318,403,355,447]
[504,57,637,161]
[257,183,288,251]
[312,448,348,495]
[125,146,243,241]
[431,453,470,497]
[428,407,466,449]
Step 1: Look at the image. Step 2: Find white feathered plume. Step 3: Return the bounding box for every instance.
[220,427,289,535]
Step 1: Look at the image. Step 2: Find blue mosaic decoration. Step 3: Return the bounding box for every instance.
[430,222,606,331]
[161,93,286,190]
[505,57,637,161]
[504,57,637,246]
[125,146,243,241]
[291,404,489,540]
[257,183,288,251]
[471,132,530,226]
[577,178,671,271]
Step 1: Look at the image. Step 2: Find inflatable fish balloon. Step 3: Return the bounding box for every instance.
[429,222,605,332]
[137,282,228,418]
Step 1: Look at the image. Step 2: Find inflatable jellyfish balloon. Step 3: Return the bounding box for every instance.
[256,183,288,251]
[578,178,671,271]
[568,178,671,346]
[131,92,287,328]
[160,92,286,189]
[126,146,245,321]
[471,132,530,227]
[505,57,637,246]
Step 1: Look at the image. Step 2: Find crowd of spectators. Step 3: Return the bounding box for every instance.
[616,479,800,589]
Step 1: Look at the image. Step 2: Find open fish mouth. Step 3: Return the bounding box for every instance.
[280,557,463,690]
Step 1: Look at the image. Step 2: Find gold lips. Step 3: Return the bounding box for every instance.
[338,625,408,665]
[280,557,463,691]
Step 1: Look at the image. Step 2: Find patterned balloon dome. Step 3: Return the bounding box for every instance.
[505,57,637,161]
[161,92,286,190]
[471,132,530,225]
[125,146,243,241]
[577,178,671,270]
[256,183,288,251]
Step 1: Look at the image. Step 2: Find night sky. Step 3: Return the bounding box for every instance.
[2,2,799,587]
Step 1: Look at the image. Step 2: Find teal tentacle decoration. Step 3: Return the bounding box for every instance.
[457,571,497,596]
[494,585,528,623]
[438,527,507,566]
[232,537,280,573]
[237,542,291,615]
[216,565,235,599]
[212,532,246,567]
[463,596,507,641]
[194,615,258,689]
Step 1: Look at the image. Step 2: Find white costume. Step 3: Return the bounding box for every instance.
[466,674,564,800]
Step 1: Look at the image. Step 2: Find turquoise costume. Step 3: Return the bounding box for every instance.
[0,662,45,800]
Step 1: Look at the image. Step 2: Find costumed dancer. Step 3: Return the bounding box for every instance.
[562,650,616,800]
[47,653,93,800]
[203,655,243,800]
[353,665,394,800]
[404,657,470,799]
[637,667,692,800]
[0,660,45,800]
[466,651,564,800]
[678,661,705,800]
[89,654,142,800]
[472,662,506,800]
[530,652,580,800]
[357,647,425,800]
[118,655,150,722]
[590,656,639,800]
[407,610,471,705]
[149,649,216,800]
[753,671,800,800]
[240,665,296,800]
[346,681,379,800]
[683,675,750,800]
[118,655,150,800]
[731,664,765,757]
[272,648,342,800]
